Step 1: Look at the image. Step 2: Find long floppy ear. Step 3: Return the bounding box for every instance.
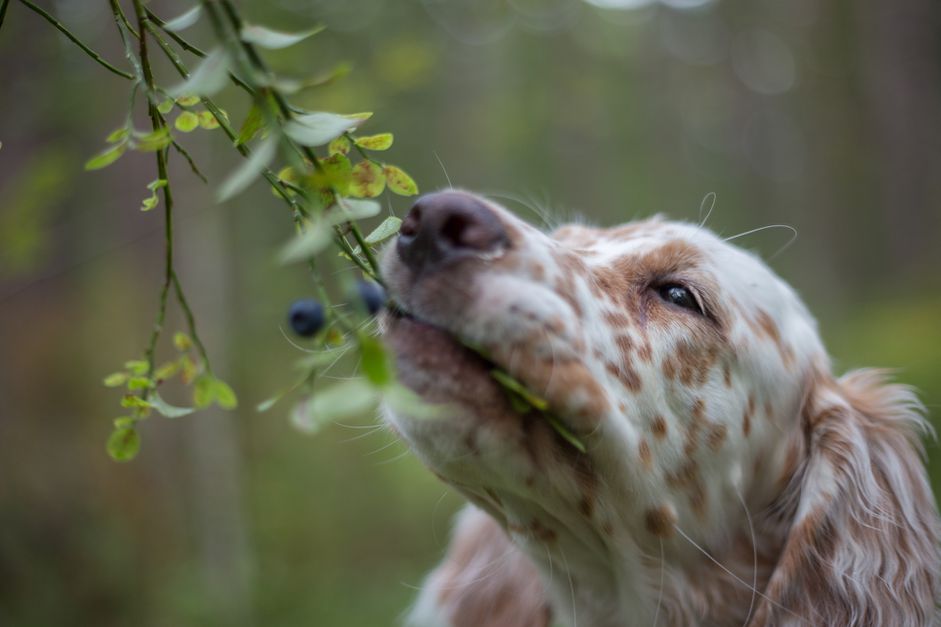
[406,506,552,627]
[753,369,941,626]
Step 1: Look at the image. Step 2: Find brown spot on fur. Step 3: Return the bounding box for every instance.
[578,496,594,519]
[604,311,631,328]
[530,519,557,544]
[666,459,699,489]
[651,415,668,439]
[644,505,677,538]
[639,438,652,470]
[743,408,752,437]
[615,335,633,356]
[531,262,546,282]
[723,361,732,387]
[706,423,728,451]
[637,341,653,363]
[435,511,552,627]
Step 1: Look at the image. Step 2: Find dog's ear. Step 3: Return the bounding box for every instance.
[752,370,941,626]
[406,506,552,627]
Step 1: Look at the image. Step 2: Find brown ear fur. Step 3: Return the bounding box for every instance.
[752,370,941,626]
[407,506,551,627]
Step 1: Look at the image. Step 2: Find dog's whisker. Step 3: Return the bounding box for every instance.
[698,191,717,228]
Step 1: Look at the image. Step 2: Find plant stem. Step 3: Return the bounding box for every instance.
[145,8,255,96]
[214,0,383,282]
[143,20,303,214]
[17,0,135,80]
[0,0,11,30]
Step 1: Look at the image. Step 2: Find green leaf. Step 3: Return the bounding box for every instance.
[113,416,135,429]
[289,379,379,434]
[239,23,324,49]
[173,332,192,351]
[358,334,393,387]
[107,427,140,462]
[150,393,195,418]
[168,47,231,98]
[141,179,167,212]
[84,143,126,171]
[103,372,128,387]
[154,361,181,381]
[174,111,200,132]
[354,133,393,151]
[212,378,238,410]
[198,110,220,130]
[175,95,201,107]
[106,127,129,143]
[364,216,402,245]
[125,360,150,376]
[193,375,214,408]
[256,394,284,413]
[127,377,153,391]
[283,112,368,147]
[349,160,385,198]
[382,384,443,420]
[217,135,278,201]
[383,165,418,196]
[236,103,264,146]
[120,395,152,411]
[544,413,586,453]
[157,99,174,114]
[490,369,549,411]
[163,5,202,32]
[328,135,350,156]
[135,127,172,152]
[278,199,381,263]
[278,221,334,263]
[336,197,382,221]
[320,153,352,195]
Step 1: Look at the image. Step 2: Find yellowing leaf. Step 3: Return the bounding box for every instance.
[349,160,385,198]
[173,332,192,351]
[328,136,351,155]
[354,133,393,151]
[176,95,201,107]
[198,110,220,129]
[175,111,200,132]
[383,165,418,196]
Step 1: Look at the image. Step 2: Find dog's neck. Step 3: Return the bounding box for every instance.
[478,491,791,627]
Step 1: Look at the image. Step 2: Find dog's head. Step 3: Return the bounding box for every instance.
[381,190,939,625]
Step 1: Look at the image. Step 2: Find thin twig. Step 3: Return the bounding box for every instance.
[145,7,255,96]
[18,0,135,80]
[0,0,11,30]
[214,0,383,281]
[143,19,304,213]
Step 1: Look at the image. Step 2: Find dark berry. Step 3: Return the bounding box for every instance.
[356,280,386,315]
[288,299,325,337]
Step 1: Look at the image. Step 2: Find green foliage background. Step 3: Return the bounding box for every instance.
[1,0,940,625]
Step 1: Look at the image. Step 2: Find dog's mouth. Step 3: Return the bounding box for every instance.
[382,303,587,453]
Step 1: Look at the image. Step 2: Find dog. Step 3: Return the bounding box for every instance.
[380,190,941,626]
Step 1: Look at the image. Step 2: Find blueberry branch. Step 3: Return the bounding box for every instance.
[16,0,135,80]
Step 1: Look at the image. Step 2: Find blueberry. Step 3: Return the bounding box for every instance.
[288,299,325,337]
[356,280,387,315]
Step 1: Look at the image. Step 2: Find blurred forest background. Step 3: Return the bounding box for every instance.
[1,0,939,625]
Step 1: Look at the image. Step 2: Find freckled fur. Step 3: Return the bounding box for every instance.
[382,191,941,627]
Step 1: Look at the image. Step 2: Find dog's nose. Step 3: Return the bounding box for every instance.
[397,192,509,273]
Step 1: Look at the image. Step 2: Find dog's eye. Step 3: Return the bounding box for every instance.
[658,284,703,315]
